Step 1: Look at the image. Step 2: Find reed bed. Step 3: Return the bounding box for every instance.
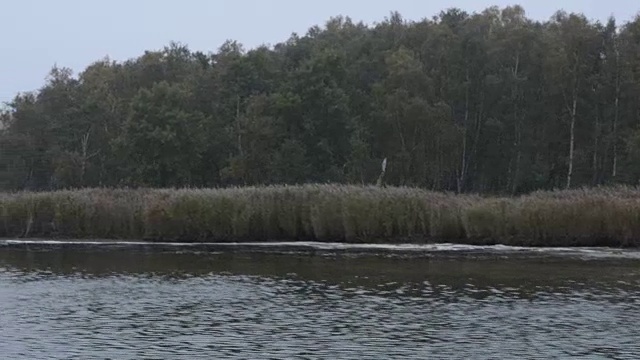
[1,184,640,247]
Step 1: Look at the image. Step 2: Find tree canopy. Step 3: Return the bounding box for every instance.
[2,6,640,194]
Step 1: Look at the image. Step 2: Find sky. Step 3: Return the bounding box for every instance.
[1,0,639,105]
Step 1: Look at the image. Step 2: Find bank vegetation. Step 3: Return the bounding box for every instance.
[1,185,639,247]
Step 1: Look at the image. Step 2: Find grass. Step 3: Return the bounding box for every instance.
[1,184,640,247]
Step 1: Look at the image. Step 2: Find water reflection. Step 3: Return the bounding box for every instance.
[0,247,639,359]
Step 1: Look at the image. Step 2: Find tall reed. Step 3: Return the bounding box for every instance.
[1,184,640,246]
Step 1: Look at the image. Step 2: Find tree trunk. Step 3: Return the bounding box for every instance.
[236,96,243,157]
[511,124,522,195]
[376,158,387,187]
[458,127,467,193]
[566,56,579,190]
[467,106,483,191]
[592,107,599,185]
[80,130,90,185]
[612,95,619,179]
[510,53,522,195]
[566,94,577,190]
[435,137,442,191]
[79,127,99,186]
[612,46,620,179]
[457,68,470,193]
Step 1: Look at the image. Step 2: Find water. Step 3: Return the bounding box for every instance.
[1,241,640,359]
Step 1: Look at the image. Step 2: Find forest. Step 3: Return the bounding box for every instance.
[2,6,640,195]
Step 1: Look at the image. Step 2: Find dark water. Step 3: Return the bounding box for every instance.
[1,241,640,359]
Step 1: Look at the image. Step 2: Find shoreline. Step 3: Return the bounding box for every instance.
[2,238,640,260]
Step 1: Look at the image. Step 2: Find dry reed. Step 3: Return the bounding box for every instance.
[1,184,639,246]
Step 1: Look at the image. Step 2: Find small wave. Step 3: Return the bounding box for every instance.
[1,239,640,260]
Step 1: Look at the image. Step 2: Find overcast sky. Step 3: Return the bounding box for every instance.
[2,0,639,105]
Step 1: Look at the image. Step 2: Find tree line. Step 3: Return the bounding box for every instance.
[2,6,640,194]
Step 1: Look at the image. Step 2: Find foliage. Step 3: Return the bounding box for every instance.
[2,9,640,194]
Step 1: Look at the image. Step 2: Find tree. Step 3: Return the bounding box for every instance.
[2,6,640,194]
[118,81,208,187]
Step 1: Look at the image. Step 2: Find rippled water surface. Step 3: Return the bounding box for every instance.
[1,241,640,359]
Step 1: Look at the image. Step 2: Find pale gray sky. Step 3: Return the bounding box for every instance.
[1,0,638,105]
